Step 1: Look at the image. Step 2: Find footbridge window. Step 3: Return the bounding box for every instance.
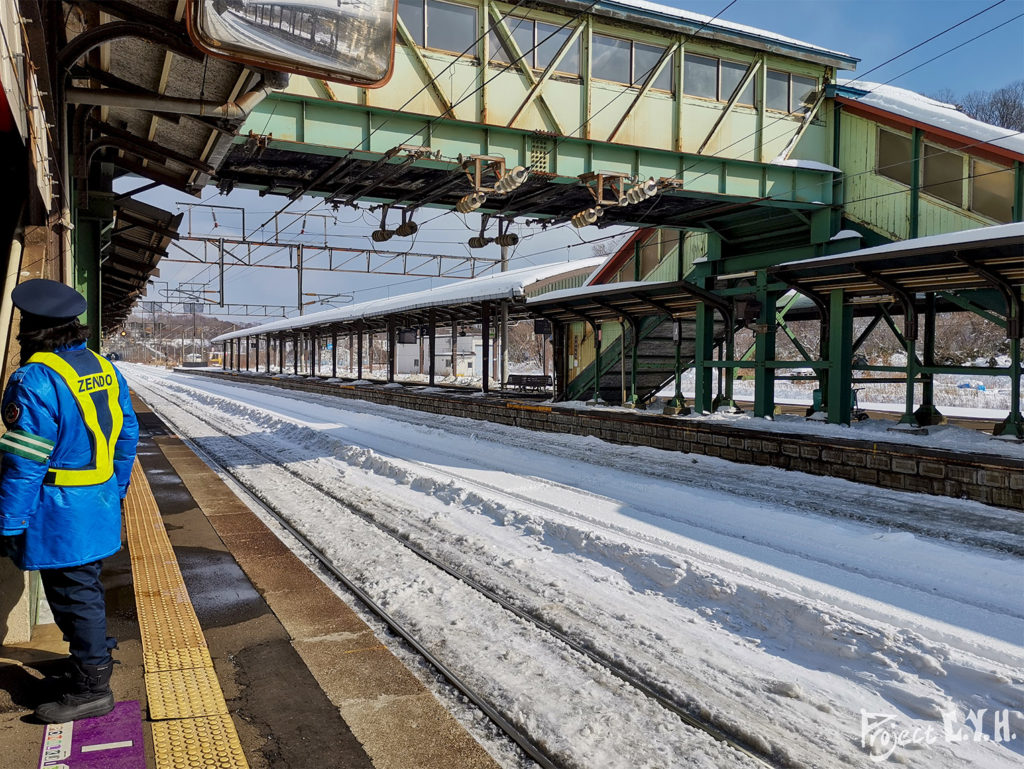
[399,0,478,55]
[682,53,754,106]
[971,158,1014,223]
[766,69,817,114]
[876,128,913,186]
[592,33,672,91]
[489,17,581,75]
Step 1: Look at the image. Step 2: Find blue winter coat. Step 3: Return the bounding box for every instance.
[0,342,139,570]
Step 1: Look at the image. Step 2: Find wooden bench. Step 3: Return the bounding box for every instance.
[505,373,553,391]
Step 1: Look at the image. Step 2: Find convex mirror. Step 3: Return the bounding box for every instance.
[188,0,397,87]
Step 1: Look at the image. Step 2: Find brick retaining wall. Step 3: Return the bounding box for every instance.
[189,370,1022,510]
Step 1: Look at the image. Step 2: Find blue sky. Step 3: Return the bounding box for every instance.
[134,0,1024,320]
[679,0,1024,97]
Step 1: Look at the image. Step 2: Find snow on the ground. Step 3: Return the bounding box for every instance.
[125,364,1023,769]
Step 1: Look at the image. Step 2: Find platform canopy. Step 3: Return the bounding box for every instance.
[212,257,606,342]
[770,222,1024,297]
[526,278,720,324]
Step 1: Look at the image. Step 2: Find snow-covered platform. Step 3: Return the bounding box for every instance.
[188,367,1022,512]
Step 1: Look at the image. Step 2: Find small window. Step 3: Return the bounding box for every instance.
[634,42,671,91]
[876,129,913,186]
[592,34,631,84]
[922,144,964,207]
[791,74,817,114]
[426,0,477,55]
[508,17,534,62]
[536,21,580,75]
[970,158,1013,222]
[399,0,425,45]
[766,69,789,111]
[720,59,754,105]
[683,53,717,99]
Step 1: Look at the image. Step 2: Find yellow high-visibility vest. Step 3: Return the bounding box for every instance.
[28,351,124,486]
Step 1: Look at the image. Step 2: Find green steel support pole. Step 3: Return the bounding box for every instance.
[664,318,690,415]
[552,321,566,401]
[827,289,853,425]
[293,334,299,374]
[590,322,603,404]
[914,293,945,425]
[357,327,363,379]
[910,127,922,239]
[278,334,284,373]
[332,331,338,378]
[753,273,777,418]
[428,311,436,386]
[387,320,395,383]
[693,303,714,414]
[995,336,1022,438]
[1013,160,1023,222]
[899,329,919,426]
[481,303,490,394]
[627,318,640,407]
[714,320,741,413]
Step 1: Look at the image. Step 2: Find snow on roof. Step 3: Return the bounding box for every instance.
[777,222,1024,268]
[593,1,856,64]
[771,158,841,173]
[837,80,1024,156]
[212,257,607,342]
[529,279,667,305]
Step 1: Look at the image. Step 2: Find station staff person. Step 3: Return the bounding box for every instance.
[0,279,138,723]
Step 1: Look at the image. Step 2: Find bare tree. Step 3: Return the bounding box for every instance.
[954,79,1024,132]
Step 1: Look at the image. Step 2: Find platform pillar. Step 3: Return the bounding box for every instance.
[481,303,490,393]
[590,321,604,405]
[357,327,363,379]
[693,303,714,414]
[451,323,458,380]
[915,293,945,425]
[713,318,740,413]
[995,336,1023,438]
[428,311,436,386]
[552,320,566,401]
[387,321,395,383]
[827,289,853,425]
[753,279,778,419]
[664,318,689,415]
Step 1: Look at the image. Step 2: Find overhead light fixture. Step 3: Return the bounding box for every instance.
[619,177,658,206]
[456,191,487,213]
[494,165,529,194]
[571,207,603,228]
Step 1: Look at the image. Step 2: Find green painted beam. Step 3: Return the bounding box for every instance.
[238,94,835,207]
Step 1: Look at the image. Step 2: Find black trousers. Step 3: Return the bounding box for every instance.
[39,560,115,667]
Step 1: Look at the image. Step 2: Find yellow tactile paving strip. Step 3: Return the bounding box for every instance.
[123,460,249,769]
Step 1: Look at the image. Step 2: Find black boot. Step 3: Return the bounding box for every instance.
[35,660,115,723]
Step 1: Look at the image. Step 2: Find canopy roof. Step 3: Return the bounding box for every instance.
[212,257,605,342]
[770,223,1024,297]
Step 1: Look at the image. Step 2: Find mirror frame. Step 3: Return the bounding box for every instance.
[186,0,398,88]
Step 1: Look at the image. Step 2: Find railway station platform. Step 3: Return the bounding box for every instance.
[192,368,1021,511]
[0,396,499,769]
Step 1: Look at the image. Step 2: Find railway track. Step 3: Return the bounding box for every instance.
[131,376,785,769]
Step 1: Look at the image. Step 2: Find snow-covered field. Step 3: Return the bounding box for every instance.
[124,365,1023,769]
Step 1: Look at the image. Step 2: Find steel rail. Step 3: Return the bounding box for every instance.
[141,382,784,769]
[172,421,564,769]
